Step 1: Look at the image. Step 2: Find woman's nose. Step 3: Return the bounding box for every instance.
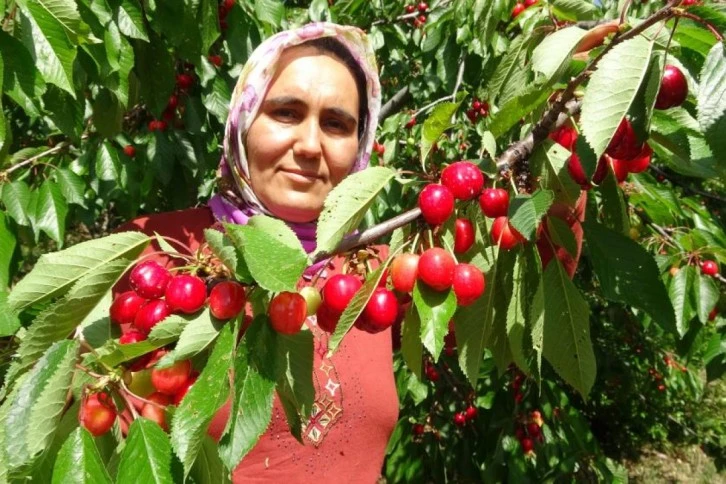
[293,118,323,159]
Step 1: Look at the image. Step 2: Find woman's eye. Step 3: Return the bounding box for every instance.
[325,118,347,131]
[274,109,297,120]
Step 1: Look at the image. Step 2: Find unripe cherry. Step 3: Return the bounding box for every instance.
[165,274,207,314]
[269,292,307,335]
[151,359,192,395]
[390,253,420,293]
[129,261,171,299]
[299,286,322,316]
[119,329,147,345]
[491,217,524,250]
[209,280,246,319]
[452,264,486,306]
[110,291,147,325]
[322,274,362,313]
[79,392,117,436]
[134,299,171,333]
[454,218,475,254]
[418,248,456,291]
[479,188,510,218]
[440,161,485,200]
[418,184,455,226]
[606,118,643,161]
[655,65,688,110]
[359,288,399,332]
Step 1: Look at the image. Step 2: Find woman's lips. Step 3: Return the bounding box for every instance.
[279,168,321,183]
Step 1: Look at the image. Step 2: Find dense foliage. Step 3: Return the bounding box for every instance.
[0,0,725,482]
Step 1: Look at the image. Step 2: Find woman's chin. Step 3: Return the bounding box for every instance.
[266,200,321,224]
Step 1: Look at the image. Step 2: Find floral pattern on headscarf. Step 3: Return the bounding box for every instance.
[208,22,382,247]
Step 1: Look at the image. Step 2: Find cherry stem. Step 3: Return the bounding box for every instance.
[116,383,140,419]
[676,11,724,41]
[156,234,195,256]
[75,364,104,379]
[118,379,166,410]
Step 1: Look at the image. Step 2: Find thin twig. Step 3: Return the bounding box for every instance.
[1,141,71,178]
[677,11,724,41]
[380,86,411,121]
[648,165,726,204]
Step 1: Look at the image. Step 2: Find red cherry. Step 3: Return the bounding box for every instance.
[172,373,198,405]
[418,184,455,226]
[567,153,590,188]
[655,65,688,110]
[208,54,223,67]
[119,329,146,345]
[209,281,246,319]
[123,145,136,157]
[549,125,578,150]
[151,359,192,395]
[512,3,526,18]
[269,292,307,335]
[322,274,362,313]
[472,99,482,111]
[592,156,609,185]
[167,94,178,111]
[478,188,510,218]
[405,117,417,129]
[110,291,147,325]
[515,426,526,440]
[165,274,207,314]
[359,288,399,332]
[623,144,652,173]
[465,405,478,421]
[391,253,420,293]
[701,260,719,276]
[524,0,538,6]
[709,307,718,321]
[425,364,440,381]
[141,392,171,431]
[418,248,456,291]
[412,423,425,436]
[441,161,485,200]
[490,217,524,250]
[454,218,475,254]
[606,118,643,161]
[479,102,490,117]
[130,261,171,299]
[520,437,534,453]
[609,156,630,183]
[418,2,428,13]
[466,108,477,123]
[417,14,426,23]
[405,4,415,13]
[134,299,171,333]
[452,263,486,306]
[527,422,541,437]
[316,303,342,333]
[176,73,194,90]
[453,412,467,427]
[79,392,117,436]
[223,0,235,9]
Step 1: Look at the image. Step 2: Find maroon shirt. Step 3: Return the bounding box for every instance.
[116,207,399,483]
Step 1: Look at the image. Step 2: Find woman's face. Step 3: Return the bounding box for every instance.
[245,45,361,223]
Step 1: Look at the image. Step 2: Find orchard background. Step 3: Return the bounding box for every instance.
[1,0,726,482]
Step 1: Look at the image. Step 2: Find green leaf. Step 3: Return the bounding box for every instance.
[275,330,314,442]
[1,180,32,226]
[420,101,460,167]
[508,190,554,241]
[219,319,276,472]
[0,30,46,117]
[598,170,629,235]
[0,290,21,337]
[188,436,230,484]
[255,0,284,27]
[8,231,148,310]
[507,247,541,373]
[693,272,719,325]
[584,221,676,334]
[414,282,457,362]
[34,181,68,246]
[203,228,253,283]
[546,217,578,258]
[16,0,77,97]
[157,311,226,368]
[96,316,187,367]
[52,428,112,484]
[115,0,148,41]
[199,0,220,54]
[171,324,234,477]
[133,32,175,117]
[4,340,79,472]
[540,259,595,399]
[697,42,726,133]
[0,211,17,288]
[95,141,120,182]
[489,83,551,137]
[668,265,697,336]
[401,307,423,380]
[203,75,231,124]
[531,27,587,82]
[328,263,389,355]
[551,0,597,21]
[580,35,653,160]
[7,258,133,384]
[92,90,124,138]
[54,168,86,208]
[315,167,396,257]
[117,419,174,484]
[43,85,83,140]
[225,216,307,293]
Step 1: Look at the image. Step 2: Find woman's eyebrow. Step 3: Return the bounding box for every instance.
[265,96,357,126]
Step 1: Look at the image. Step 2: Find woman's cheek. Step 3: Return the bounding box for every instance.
[328,140,359,184]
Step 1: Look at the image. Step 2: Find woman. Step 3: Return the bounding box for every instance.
[119,23,398,483]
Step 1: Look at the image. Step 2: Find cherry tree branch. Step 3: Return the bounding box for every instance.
[380,86,411,121]
[648,165,726,204]
[0,141,72,180]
